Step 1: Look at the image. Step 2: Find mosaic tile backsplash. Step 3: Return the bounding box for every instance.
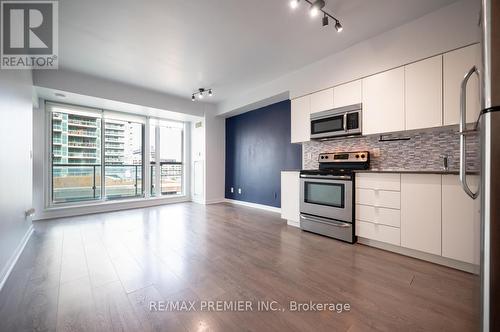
[303,127,480,172]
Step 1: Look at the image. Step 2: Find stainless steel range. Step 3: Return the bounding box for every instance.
[299,151,370,243]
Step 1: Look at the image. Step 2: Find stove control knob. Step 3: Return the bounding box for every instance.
[324,156,329,159]
[320,156,324,159]
[361,154,366,159]
[355,155,359,158]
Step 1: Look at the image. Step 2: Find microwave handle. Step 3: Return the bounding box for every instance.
[343,113,348,132]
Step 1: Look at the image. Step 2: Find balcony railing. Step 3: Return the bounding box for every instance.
[68,130,97,137]
[52,164,143,203]
[68,119,97,127]
[150,162,182,196]
[68,142,98,148]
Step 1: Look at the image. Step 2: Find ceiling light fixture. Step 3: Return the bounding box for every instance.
[310,0,325,17]
[334,20,343,32]
[191,88,213,101]
[322,14,329,26]
[290,0,299,9]
[290,0,342,32]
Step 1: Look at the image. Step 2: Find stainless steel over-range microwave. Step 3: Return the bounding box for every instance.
[310,103,362,139]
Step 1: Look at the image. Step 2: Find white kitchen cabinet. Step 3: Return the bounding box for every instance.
[291,95,310,143]
[405,55,443,130]
[310,88,334,114]
[444,44,481,126]
[356,205,401,228]
[362,67,405,135]
[333,80,362,108]
[401,174,442,255]
[356,173,401,191]
[281,171,300,227]
[356,189,400,210]
[442,175,481,264]
[356,221,401,246]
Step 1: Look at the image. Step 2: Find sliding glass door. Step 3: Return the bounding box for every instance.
[150,120,185,197]
[104,119,144,199]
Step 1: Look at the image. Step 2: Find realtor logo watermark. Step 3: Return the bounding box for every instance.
[1,0,58,69]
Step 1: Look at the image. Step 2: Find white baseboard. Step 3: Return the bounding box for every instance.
[287,220,300,228]
[204,198,226,205]
[0,225,34,291]
[225,199,281,214]
[358,237,479,274]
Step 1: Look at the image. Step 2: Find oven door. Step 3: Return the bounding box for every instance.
[299,175,353,223]
[310,113,346,139]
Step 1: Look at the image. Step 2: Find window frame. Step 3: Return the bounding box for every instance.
[45,101,189,209]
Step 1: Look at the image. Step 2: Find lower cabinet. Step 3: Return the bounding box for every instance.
[281,171,300,227]
[356,173,479,267]
[401,174,442,256]
[442,175,481,264]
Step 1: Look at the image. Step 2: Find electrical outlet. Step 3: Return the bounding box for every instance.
[307,152,312,160]
[372,148,381,158]
[238,188,242,194]
[230,187,234,193]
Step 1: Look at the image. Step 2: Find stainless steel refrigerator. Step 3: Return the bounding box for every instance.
[460,1,499,330]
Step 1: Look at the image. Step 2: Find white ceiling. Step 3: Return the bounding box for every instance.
[58,0,458,103]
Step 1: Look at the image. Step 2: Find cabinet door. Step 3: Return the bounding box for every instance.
[442,175,480,264]
[310,88,334,114]
[333,80,362,108]
[443,44,481,125]
[291,95,311,143]
[281,172,300,225]
[405,56,443,130]
[362,68,405,135]
[401,174,442,255]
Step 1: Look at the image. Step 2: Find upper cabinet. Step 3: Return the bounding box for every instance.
[362,67,405,135]
[333,80,362,108]
[291,95,311,143]
[405,56,443,130]
[310,88,334,114]
[443,44,481,125]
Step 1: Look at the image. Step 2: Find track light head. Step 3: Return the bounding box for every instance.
[322,14,329,26]
[310,0,325,17]
[334,20,343,32]
[208,89,213,97]
[290,0,299,9]
[191,94,195,101]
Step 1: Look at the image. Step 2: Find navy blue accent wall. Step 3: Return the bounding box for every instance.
[225,100,302,208]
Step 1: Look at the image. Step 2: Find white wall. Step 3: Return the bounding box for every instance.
[0,71,34,286]
[33,69,209,117]
[217,0,481,115]
[203,112,225,204]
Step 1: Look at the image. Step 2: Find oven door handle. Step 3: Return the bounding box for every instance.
[300,214,351,228]
[300,174,352,180]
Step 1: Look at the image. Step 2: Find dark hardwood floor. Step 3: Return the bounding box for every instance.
[0,202,480,331]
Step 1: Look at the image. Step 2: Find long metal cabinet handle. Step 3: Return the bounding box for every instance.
[459,66,480,200]
[343,113,348,132]
[300,214,351,228]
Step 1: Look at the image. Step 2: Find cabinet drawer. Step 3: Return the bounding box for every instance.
[356,205,401,228]
[356,221,401,246]
[356,188,401,209]
[356,173,400,191]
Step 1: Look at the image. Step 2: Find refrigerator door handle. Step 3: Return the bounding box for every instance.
[459,65,480,200]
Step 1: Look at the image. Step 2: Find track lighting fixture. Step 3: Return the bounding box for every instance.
[191,88,213,101]
[334,20,343,32]
[290,0,299,9]
[289,0,342,32]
